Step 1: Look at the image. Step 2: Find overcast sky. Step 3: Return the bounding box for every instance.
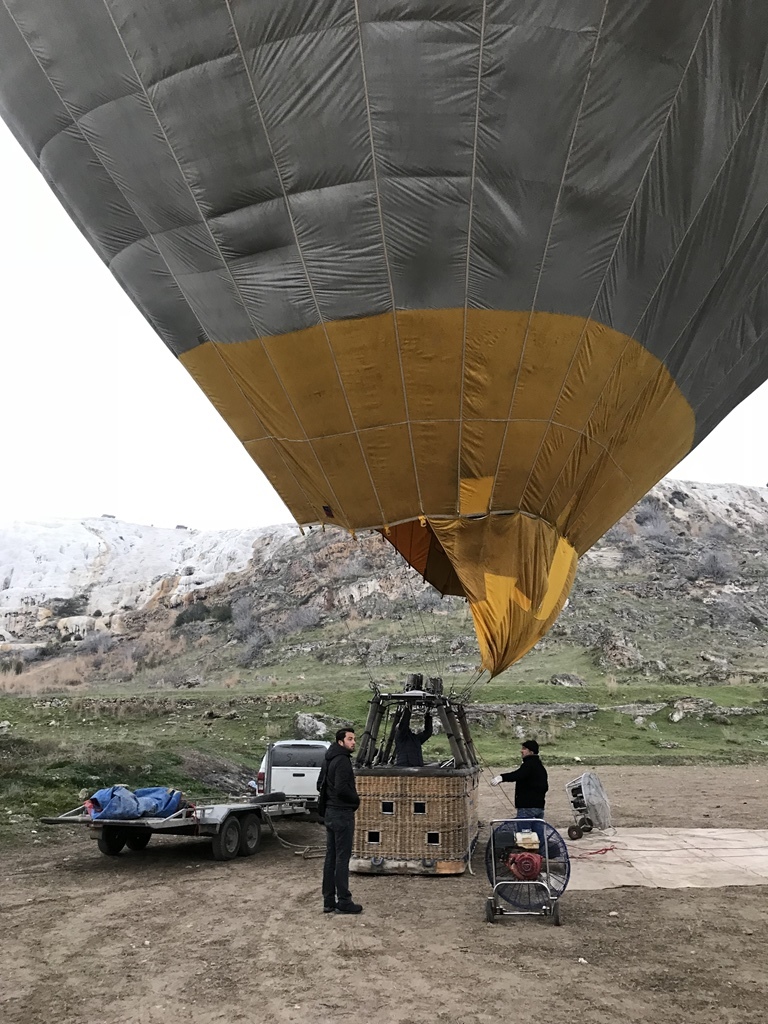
[1,122,765,531]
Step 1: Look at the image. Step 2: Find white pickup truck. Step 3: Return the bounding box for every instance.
[255,739,330,808]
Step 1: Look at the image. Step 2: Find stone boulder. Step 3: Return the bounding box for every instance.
[57,615,96,639]
[549,673,586,687]
[611,703,667,717]
[295,712,329,739]
[669,697,716,722]
[473,702,599,721]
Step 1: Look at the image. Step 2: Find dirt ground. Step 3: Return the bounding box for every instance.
[3,765,768,1024]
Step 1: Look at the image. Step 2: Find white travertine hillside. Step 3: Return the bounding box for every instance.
[1,479,767,642]
[0,516,295,637]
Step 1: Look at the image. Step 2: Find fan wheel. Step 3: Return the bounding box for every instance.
[552,901,562,926]
[485,898,497,924]
[567,824,583,840]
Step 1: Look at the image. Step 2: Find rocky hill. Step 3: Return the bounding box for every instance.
[2,478,768,691]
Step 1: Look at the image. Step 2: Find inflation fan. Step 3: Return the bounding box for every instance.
[484,818,570,925]
[565,771,612,840]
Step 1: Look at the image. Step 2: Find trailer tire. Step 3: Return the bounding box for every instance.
[125,830,152,851]
[238,813,261,857]
[97,827,126,856]
[211,815,241,861]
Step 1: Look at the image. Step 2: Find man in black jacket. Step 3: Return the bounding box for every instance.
[317,727,362,915]
[490,739,549,822]
[394,707,433,767]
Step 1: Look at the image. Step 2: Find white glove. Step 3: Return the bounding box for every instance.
[490,775,503,786]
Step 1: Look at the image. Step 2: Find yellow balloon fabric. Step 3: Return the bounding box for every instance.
[181,308,694,675]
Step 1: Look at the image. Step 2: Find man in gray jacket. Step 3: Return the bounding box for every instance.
[317,727,362,914]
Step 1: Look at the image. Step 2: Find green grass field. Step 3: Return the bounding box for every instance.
[2,675,767,846]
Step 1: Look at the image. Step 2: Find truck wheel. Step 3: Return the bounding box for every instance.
[97,826,126,856]
[238,813,261,857]
[211,815,241,861]
[125,830,152,851]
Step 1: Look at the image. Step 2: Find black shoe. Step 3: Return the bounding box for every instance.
[335,901,363,915]
[323,903,337,913]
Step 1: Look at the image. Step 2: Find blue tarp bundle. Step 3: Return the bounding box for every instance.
[89,786,183,820]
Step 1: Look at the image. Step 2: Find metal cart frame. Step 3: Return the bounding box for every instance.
[485,817,563,925]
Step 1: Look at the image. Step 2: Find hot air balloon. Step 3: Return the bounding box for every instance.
[2,1,768,676]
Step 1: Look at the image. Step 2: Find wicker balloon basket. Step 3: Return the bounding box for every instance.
[351,765,481,875]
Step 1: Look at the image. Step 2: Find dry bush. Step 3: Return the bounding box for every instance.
[237,631,271,667]
[231,596,255,640]
[77,632,114,656]
[700,551,734,583]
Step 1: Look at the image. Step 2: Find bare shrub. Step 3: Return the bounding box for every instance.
[231,596,255,640]
[78,632,114,656]
[282,605,322,633]
[635,504,667,531]
[50,594,88,617]
[413,586,442,611]
[707,522,736,544]
[238,630,271,667]
[700,551,734,583]
[127,641,149,664]
[604,523,633,544]
[174,602,209,626]
[344,548,372,577]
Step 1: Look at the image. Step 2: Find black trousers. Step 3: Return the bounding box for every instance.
[322,806,356,907]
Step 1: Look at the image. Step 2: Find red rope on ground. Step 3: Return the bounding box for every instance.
[570,844,617,858]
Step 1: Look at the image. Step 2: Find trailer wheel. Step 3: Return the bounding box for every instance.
[567,825,583,840]
[211,815,241,861]
[125,830,152,851]
[238,813,261,857]
[97,826,126,856]
[485,898,497,924]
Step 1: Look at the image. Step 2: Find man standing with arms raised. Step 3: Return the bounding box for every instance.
[317,727,362,915]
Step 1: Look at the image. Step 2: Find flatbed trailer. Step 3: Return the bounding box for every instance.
[40,791,310,861]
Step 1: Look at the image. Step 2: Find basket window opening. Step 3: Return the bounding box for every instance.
[381,801,394,814]
[414,802,426,814]
[367,831,381,844]
[426,832,440,845]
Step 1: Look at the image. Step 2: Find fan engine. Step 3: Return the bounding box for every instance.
[506,851,543,881]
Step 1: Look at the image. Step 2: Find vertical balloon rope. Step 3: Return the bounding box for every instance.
[402,569,445,681]
[382,535,446,683]
[302,528,378,691]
